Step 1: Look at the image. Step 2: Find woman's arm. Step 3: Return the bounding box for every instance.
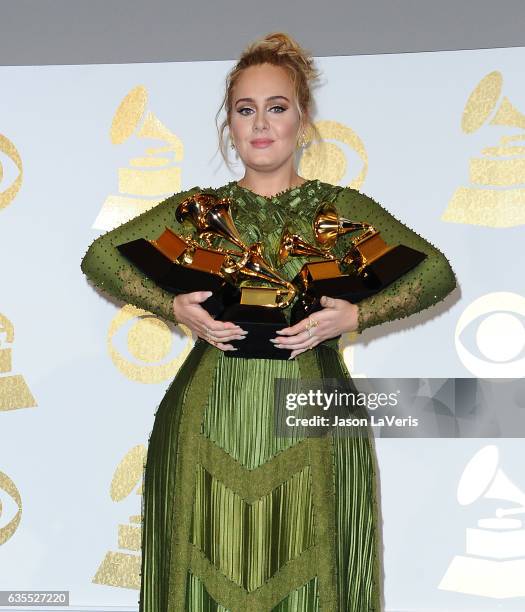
[332,187,458,333]
[80,187,201,324]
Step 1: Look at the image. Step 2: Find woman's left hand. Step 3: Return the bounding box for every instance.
[271,295,359,359]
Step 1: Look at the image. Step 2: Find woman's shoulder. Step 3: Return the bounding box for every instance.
[306,180,373,200]
[310,181,379,210]
[326,183,393,213]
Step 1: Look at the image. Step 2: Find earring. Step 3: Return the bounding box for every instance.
[230,140,236,150]
[296,131,307,149]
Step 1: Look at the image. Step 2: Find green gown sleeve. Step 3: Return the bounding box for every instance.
[332,187,458,333]
[80,186,201,324]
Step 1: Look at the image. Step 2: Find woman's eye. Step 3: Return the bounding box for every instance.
[237,107,254,116]
[269,105,286,113]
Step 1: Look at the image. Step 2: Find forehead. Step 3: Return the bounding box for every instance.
[232,64,295,101]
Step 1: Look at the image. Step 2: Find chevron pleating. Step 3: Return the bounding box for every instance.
[190,464,315,592]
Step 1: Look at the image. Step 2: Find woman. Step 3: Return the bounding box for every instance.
[81,33,456,611]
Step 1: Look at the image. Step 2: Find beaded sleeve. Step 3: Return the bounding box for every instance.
[332,188,457,333]
[80,187,201,324]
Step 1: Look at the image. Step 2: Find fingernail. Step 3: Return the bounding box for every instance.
[269,338,276,343]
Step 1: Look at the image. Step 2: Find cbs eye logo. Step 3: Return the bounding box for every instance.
[0,134,23,212]
[455,292,525,378]
[298,120,368,189]
[107,305,194,383]
[0,471,22,546]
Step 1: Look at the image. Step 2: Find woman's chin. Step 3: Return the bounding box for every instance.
[242,153,294,172]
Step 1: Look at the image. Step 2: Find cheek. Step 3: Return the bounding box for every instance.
[229,117,244,139]
[276,114,301,140]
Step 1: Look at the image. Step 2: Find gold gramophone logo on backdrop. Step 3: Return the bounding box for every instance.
[92,85,184,231]
[0,133,23,213]
[107,304,194,383]
[0,313,36,410]
[443,71,525,228]
[91,84,192,382]
[439,445,525,598]
[0,471,22,545]
[93,445,146,590]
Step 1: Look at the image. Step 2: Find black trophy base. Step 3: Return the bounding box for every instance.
[219,304,292,359]
[117,238,239,316]
[290,244,427,324]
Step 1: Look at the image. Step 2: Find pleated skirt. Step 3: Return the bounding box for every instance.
[138,338,383,611]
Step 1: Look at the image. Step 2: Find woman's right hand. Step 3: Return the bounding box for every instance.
[173,291,247,351]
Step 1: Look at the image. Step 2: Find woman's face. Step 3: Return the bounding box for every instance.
[229,63,303,174]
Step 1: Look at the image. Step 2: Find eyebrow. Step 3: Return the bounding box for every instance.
[234,95,290,105]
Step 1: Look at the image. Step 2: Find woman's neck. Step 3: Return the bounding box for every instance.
[237,167,306,198]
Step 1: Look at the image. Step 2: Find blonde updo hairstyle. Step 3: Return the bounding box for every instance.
[216,32,321,165]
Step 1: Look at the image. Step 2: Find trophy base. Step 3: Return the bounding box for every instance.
[219,304,292,359]
[117,238,239,316]
[290,244,426,324]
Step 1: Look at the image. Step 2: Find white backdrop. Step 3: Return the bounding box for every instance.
[1,46,524,611]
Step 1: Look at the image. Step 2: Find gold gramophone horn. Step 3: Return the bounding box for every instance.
[176,193,246,253]
[179,236,250,276]
[277,226,336,266]
[233,242,296,308]
[313,202,369,249]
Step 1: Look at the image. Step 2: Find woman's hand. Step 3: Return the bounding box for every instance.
[270,296,359,359]
[173,291,247,351]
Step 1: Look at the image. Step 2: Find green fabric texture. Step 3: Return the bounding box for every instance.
[80,179,457,611]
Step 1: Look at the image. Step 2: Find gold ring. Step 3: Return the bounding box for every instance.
[307,327,312,338]
[306,317,318,331]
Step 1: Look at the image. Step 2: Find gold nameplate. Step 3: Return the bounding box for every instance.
[355,233,394,267]
[303,260,342,281]
[188,248,227,275]
[150,227,188,262]
[240,286,280,307]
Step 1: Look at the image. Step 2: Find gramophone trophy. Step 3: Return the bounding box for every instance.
[116,222,240,317]
[176,192,296,359]
[287,202,427,324]
[278,224,372,325]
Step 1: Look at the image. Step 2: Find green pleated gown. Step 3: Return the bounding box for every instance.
[81,179,457,611]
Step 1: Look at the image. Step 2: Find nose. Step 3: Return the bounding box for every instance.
[253,109,269,132]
